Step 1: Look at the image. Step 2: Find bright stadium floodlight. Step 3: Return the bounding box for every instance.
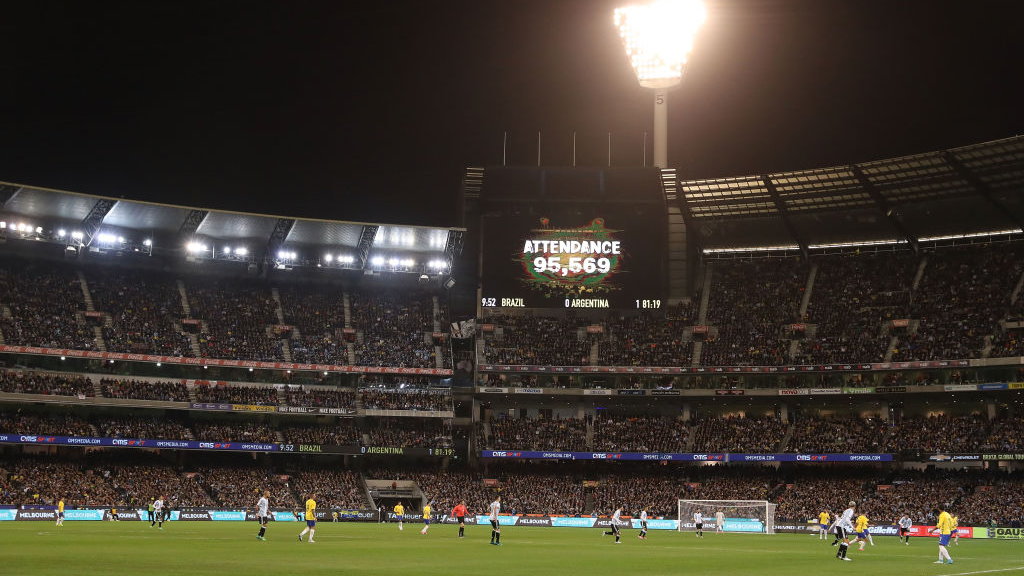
[235,246,248,256]
[324,253,334,263]
[615,0,707,168]
[143,238,152,247]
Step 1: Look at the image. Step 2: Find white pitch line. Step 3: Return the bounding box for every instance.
[940,567,1024,576]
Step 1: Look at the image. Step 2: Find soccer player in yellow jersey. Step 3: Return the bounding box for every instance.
[420,502,432,535]
[394,502,405,531]
[298,493,317,543]
[56,498,65,526]
[818,511,830,540]
[854,513,871,550]
[951,515,959,546]
[930,504,954,565]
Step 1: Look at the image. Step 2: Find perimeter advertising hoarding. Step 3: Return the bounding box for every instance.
[479,451,892,462]
[0,433,451,457]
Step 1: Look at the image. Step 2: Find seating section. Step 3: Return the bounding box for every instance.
[187,279,284,362]
[351,289,438,368]
[86,269,192,356]
[703,259,807,366]
[0,261,96,350]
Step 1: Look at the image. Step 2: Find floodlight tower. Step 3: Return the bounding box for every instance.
[614,0,707,168]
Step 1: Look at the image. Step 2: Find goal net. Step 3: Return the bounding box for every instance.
[678,499,776,534]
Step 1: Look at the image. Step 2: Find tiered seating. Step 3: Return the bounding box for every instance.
[0,261,96,350]
[690,415,787,453]
[279,285,348,365]
[488,417,588,451]
[800,253,917,364]
[592,415,689,452]
[86,269,192,356]
[702,258,807,366]
[99,378,189,402]
[894,246,1023,361]
[351,289,438,368]
[0,371,94,397]
[187,279,284,361]
[482,314,590,366]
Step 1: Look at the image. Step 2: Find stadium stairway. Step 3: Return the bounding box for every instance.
[90,377,103,398]
[176,280,193,317]
[691,267,714,366]
[776,423,796,452]
[684,424,696,452]
[76,271,96,312]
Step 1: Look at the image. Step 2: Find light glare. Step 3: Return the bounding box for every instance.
[614,0,707,88]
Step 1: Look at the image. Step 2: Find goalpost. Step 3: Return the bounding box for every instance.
[678,499,777,534]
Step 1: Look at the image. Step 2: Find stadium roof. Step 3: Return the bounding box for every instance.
[0,182,464,271]
[676,135,1024,251]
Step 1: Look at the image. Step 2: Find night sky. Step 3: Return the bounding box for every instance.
[2,0,1021,227]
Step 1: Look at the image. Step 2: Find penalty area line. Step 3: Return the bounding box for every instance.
[941,567,1024,576]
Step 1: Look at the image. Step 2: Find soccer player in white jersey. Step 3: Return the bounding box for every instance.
[489,496,502,546]
[637,507,648,540]
[830,501,856,561]
[693,510,704,538]
[256,490,271,540]
[898,513,913,545]
[603,507,623,543]
[715,510,725,533]
[152,496,165,529]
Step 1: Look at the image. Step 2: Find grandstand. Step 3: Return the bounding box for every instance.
[1,136,1024,535]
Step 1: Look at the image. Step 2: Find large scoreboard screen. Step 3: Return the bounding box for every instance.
[480,208,666,310]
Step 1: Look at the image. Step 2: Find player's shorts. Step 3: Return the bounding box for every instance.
[857,531,867,538]
[834,527,847,539]
[423,519,430,525]
[899,527,909,536]
[258,515,270,526]
[819,523,828,530]
[490,519,499,530]
[306,519,316,528]
[695,523,703,530]
[939,534,951,546]
[456,516,465,525]
[951,529,958,535]
[395,515,403,522]
[641,521,648,530]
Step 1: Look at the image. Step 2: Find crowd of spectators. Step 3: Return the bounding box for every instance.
[482,314,591,366]
[1,458,120,506]
[289,469,368,509]
[889,414,992,453]
[690,415,787,453]
[894,246,1022,361]
[800,253,917,364]
[702,258,807,366]
[281,421,360,445]
[87,269,193,357]
[99,378,189,402]
[0,371,94,397]
[191,420,278,443]
[282,386,356,411]
[187,279,285,362]
[773,475,871,521]
[592,415,689,452]
[1,412,93,436]
[860,471,970,525]
[360,388,451,412]
[0,260,97,350]
[351,289,439,368]
[97,416,192,440]
[957,475,1024,526]
[488,416,588,451]
[105,461,215,508]
[786,416,894,453]
[279,285,349,365]
[364,418,452,448]
[979,416,1024,452]
[199,466,296,508]
[193,383,278,406]
[599,314,693,367]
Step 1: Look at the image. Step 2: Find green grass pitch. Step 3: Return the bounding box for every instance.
[1,522,1021,576]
